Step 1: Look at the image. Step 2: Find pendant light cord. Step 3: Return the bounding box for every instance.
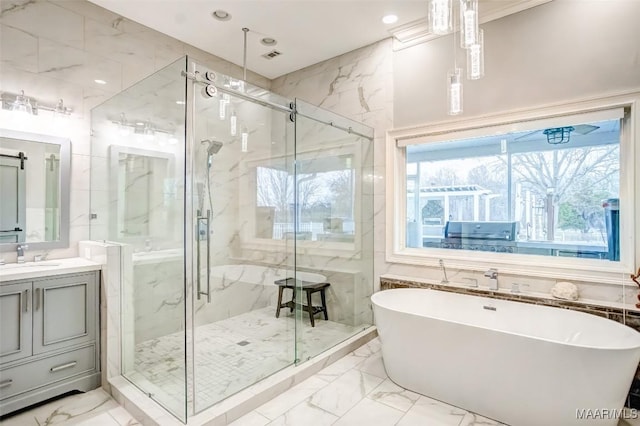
[453,10,457,70]
[242,28,249,81]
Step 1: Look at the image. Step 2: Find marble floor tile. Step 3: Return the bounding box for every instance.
[333,397,404,426]
[309,369,385,417]
[105,406,142,425]
[1,390,116,426]
[255,376,329,420]
[368,378,421,412]
[313,352,365,382]
[351,337,382,357]
[397,395,468,426]
[267,400,338,426]
[357,351,387,379]
[459,412,504,425]
[228,410,271,426]
[128,307,361,413]
[72,411,120,425]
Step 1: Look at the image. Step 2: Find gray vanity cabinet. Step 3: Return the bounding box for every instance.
[0,282,32,364]
[0,271,100,416]
[32,274,96,355]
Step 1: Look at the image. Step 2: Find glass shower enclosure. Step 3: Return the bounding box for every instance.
[90,57,374,422]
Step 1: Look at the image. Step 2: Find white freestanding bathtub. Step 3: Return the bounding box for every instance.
[372,288,640,426]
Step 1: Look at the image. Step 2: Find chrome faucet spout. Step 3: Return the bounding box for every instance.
[17,244,28,264]
[484,268,498,290]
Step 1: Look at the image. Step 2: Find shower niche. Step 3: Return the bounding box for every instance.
[89,57,374,422]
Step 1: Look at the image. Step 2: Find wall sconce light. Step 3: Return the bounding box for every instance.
[111,114,175,142]
[0,90,72,116]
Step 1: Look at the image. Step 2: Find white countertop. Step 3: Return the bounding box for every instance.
[0,257,102,283]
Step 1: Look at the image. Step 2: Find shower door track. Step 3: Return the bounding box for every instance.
[182,71,293,114]
[183,71,372,140]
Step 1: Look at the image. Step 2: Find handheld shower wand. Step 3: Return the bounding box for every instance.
[201,139,223,168]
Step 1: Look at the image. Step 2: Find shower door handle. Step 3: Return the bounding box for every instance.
[205,209,211,303]
[196,210,212,303]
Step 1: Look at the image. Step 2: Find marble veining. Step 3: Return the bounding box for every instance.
[126,306,360,414]
[231,336,509,426]
[0,389,138,426]
[15,335,638,426]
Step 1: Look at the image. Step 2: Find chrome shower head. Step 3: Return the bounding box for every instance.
[201,139,223,155]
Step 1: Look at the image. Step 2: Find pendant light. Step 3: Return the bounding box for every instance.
[459,0,479,48]
[447,68,463,115]
[466,29,484,80]
[241,126,249,152]
[447,15,462,116]
[230,110,237,136]
[428,0,453,35]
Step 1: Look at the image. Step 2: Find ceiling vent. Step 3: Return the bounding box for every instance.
[262,50,282,60]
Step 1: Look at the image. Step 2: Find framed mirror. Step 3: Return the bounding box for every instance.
[0,128,71,251]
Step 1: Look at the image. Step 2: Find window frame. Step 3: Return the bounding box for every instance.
[386,91,639,284]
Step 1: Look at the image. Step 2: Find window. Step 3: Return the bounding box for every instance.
[388,98,636,279]
[406,118,620,260]
[254,154,356,243]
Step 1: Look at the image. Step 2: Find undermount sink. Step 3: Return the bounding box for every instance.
[0,261,62,270]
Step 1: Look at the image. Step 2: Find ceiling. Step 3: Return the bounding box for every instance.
[88,0,548,80]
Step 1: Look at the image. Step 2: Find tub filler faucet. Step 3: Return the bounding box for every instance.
[439,259,449,284]
[484,268,498,290]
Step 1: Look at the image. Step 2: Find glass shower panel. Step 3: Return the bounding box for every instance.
[188,65,296,413]
[293,99,375,363]
[89,58,188,421]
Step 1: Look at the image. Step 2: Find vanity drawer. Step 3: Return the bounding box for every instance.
[0,345,95,400]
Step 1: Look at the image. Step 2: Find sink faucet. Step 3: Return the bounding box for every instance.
[17,244,28,264]
[484,268,498,290]
[439,259,449,284]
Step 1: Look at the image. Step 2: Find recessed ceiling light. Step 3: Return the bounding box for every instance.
[212,10,231,21]
[382,14,398,25]
[94,79,107,85]
[261,37,277,46]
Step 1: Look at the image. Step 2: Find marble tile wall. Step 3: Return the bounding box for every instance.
[270,38,392,325]
[268,6,637,314]
[0,0,270,263]
[79,240,124,393]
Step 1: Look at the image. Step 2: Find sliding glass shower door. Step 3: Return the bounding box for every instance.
[188,68,297,413]
[91,57,374,423]
[292,99,375,362]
